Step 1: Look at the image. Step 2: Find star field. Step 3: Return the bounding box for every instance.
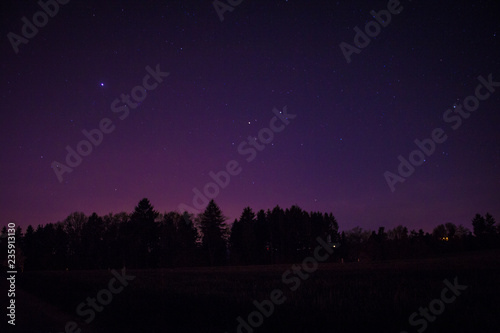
[0,0,499,232]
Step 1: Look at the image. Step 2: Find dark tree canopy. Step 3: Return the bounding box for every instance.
[5,200,500,270]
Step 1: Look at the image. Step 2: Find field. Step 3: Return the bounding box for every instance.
[6,249,500,333]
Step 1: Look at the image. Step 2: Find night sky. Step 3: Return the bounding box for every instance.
[1,0,499,233]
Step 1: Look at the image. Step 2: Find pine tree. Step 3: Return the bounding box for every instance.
[199,200,228,265]
[128,198,159,267]
[484,213,496,234]
[472,214,486,237]
[230,207,257,264]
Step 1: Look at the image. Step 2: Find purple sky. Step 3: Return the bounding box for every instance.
[1,0,499,233]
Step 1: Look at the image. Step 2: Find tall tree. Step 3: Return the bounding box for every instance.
[472,214,487,237]
[445,223,457,239]
[284,205,309,259]
[324,213,340,243]
[484,213,497,234]
[254,209,270,264]
[81,212,105,268]
[229,218,244,264]
[230,207,257,264]
[268,206,285,262]
[128,198,160,267]
[105,212,129,268]
[64,212,87,268]
[158,212,177,267]
[175,212,199,266]
[198,200,228,265]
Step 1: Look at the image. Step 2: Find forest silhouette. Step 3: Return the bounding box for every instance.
[2,198,499,270]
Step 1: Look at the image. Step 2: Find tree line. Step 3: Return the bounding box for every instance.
[1,198,499,270]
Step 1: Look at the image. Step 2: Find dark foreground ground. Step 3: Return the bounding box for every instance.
[3,249,500,333]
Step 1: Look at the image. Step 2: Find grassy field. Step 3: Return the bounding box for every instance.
[9,249,500,333]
